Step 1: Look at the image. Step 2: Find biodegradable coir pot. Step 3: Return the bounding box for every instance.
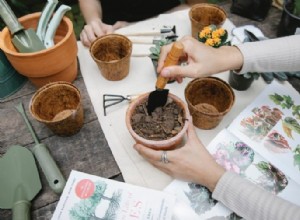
[126,92,190,150]
[0,12,78,88]
[30,81,84,136]
[185,77,235,130]
[189,3,227,39]
[90,34,132,81]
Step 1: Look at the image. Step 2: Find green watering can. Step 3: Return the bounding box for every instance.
[0,145,42,220]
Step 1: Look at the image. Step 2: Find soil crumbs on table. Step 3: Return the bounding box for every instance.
[131,98,185,140]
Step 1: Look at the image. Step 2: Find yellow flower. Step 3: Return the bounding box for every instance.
[212,28,226,39]
[199,27,212,39]
[205,38,221,47]
[198,25,228,48]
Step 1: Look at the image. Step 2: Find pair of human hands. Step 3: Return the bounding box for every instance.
[134,118,225,192]
[138,36,238,191]
[80,18,128,47]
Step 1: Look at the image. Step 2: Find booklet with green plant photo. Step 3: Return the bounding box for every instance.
[164,81,300,219]
[52,170,176,220]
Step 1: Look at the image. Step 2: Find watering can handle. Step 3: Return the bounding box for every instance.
[12,200,30,220]
[33,144,66,194]
[0,0,24,34]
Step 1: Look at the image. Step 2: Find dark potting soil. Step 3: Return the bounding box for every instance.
[131,97,185,141]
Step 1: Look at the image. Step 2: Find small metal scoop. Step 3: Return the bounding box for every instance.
[147,41,184,114]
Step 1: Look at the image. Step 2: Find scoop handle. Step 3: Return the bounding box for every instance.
[0,0,24,34]
[33,143,66,194]
[155,41,184,89]
[12,200,30,220]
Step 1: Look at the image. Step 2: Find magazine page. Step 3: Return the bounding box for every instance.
[227,81,300,185]
[52,170,175,220]
[164,129,300,220]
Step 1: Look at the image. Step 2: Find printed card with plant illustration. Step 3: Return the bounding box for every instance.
[52,170,175,220]
[228,81,300,185]
[164,81,300,219]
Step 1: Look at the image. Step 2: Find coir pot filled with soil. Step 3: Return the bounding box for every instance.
[126,92,190,150]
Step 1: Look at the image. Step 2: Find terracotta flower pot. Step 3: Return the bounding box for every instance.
[29,81,84,136]
[185,77,235,130]
[90,34,132,81]
[189,3,227,39]
[126,93,190,150]
[0,12,78,88]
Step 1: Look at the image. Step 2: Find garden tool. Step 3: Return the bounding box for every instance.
[43,4,71,48]
[36,0,59,42]
[0,0,45,53]
[15,102,66,194]
[147,41,183,114]
[128,34,178,44]
[0,145,41,220]
[118,25,176,36]
[103,94,140,116]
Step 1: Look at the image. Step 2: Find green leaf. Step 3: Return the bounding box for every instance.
[269,93,284,105]
[283,95,294,109]
[294,154,300,170]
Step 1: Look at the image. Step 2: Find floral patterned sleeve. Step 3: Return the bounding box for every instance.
[212,171,300,220]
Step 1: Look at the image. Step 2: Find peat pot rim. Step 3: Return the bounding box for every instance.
[126,92,191,149]
[89,33,132,64]
[189,3,227,24]
[185,77,235,117]
[29,81,81,123]
[0,12,74,57]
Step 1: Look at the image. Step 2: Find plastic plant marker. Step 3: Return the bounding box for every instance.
[15,102,66,194]
[0,0,45,53]
[0,145,41,220]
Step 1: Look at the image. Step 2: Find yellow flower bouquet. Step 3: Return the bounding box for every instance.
[198,25,230,48]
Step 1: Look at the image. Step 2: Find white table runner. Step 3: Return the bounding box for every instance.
[77,8,284,190]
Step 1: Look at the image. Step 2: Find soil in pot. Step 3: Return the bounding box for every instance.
[130,97,185,141]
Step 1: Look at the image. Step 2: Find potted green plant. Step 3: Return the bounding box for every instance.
[149,38,174,69]
[228,71,260,91]
[277,0,300,36]
[149,38,175,82]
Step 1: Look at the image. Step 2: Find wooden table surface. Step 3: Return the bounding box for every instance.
[1,1,299,219]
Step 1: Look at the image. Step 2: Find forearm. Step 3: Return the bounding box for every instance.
[79,0,103,24]
[215,46,244,73]
[213,172,300,220]
[236,35,300,73]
